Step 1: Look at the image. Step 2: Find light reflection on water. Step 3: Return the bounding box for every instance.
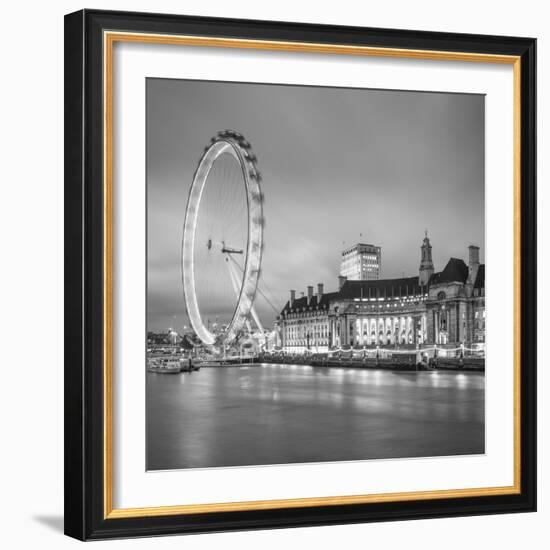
[147,364,485,470]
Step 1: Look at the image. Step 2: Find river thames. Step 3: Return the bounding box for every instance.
[147,364,485,470]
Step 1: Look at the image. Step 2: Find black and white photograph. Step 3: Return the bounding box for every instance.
[146,78,486,471]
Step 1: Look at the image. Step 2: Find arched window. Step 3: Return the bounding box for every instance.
[437,291,446,301]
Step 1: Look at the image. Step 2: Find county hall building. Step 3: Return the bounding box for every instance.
[278,233,485,353]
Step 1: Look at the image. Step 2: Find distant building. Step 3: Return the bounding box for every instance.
[147,329,191,347]
[340,243,381,280]
[147,330,178,346]
[278,234,485,353]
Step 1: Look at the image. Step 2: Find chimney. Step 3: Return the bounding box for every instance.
[289,289,295,308]
[338,275,347,290]
[468,245,480,284]
[317,283,324,303]
[307,285,313,305]
[469,245,480,266]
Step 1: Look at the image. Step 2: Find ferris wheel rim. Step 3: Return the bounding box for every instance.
[182,131,263,346]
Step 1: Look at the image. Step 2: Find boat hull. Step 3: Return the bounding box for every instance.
[147,366,181,374]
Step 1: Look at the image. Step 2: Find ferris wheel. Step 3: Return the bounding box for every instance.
[181,130,264,346]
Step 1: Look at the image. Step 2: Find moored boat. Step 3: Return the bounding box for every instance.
[147,357,181,374]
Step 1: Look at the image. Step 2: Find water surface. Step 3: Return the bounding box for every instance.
[147,364,485,470]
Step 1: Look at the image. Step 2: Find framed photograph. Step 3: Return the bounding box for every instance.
[64,9,536,540]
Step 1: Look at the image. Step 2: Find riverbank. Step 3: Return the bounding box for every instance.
[257,354,485,372]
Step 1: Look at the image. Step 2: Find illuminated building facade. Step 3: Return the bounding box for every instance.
[340,243,381,280]
[278,284,336,353]
[279,234,485,353]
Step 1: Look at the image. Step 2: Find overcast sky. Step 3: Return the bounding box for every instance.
[147,78,484,333]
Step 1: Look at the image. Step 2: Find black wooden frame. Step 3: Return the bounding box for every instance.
[64,9,537,541]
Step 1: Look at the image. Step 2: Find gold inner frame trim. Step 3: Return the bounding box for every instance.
[103,30,522,520]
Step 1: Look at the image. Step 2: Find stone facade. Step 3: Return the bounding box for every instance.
[278,235,485,353]
[278,285,336,353]
[328,277,428,348]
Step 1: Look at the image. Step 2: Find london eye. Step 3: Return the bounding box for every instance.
[181,130,264,346]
